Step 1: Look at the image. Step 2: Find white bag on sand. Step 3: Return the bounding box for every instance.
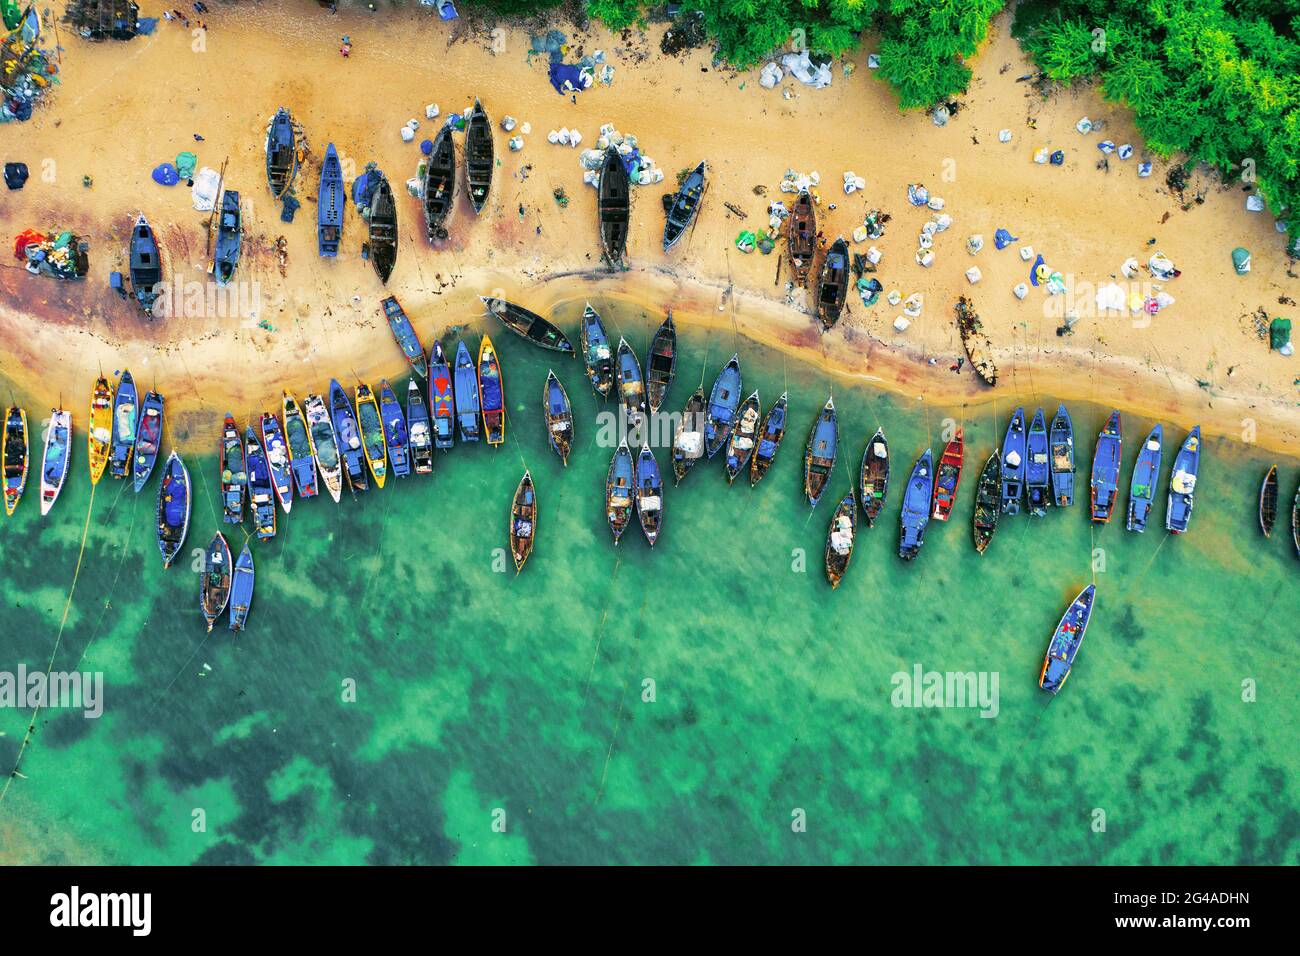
[999,129,1012,143]
[1019,245,1034,261]
[887,290,902,306]
[915,249,934,268]
[425,103,440,119]
[781,51,832,89]
[893,317,911,332]
[1121,257,1140,278]
[903,294,924,317]
[759,61,783,89]
[191,167,221,210]
[852,226,868,243]
[1095,282,1127,312]
[867,246,882,265]
[1013,283,1029,300]
[965,267,982,285]
[400,126,415,142]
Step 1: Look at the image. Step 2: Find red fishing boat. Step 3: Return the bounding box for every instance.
[930,430,964,521]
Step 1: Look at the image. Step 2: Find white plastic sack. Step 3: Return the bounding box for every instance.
[759,61,783,89]
[191,167,221,211]
[781,51,832,89]
[1095,283,1127,312]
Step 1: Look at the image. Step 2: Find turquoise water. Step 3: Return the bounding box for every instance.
[1,308,1297,864]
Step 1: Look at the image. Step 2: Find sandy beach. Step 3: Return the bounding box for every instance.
[2,3,1297,454]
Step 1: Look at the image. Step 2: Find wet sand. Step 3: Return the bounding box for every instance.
[1,4,1297,454]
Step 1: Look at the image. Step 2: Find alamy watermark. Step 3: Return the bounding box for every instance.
[891,663,999,718]
[0,665,103,718]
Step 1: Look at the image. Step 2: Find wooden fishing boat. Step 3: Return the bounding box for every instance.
[427,341,456,450]
[128,214,162,316]
[483,297,574,354]
[200,532,232,632]
[1025,408,1051,517]
[1039,584,1096,695]
[219,413,246,522]
[510,470,536,571]
[318,142,345,257]
[750,392,788,487]
[156,451,190,568]
[39,408,71,516]
[228,544,255,633]
[1165,426,1201,534]
[931,430,964,521]
[245,425,277,540]
[606,440,635,544]
[265,107,298,200]
[423,125,456,241]
[803,396,838,508]
[598,145,630,267]
[406,379,434,475]
[131,390,164,493]
[703,354,742,459]
[378,380,409,479]
[282,391,319,499]
[330,379,368,494]
[304,392,343,503]
[88,376,113,485]
[646,313,677,415]
[1090,410,1123,524]
[108,369,137,480]
[615,337,647,437]
[636,443,664,546]
[466,98,494,214]
[453,341,481,442]
[954,296,998,386]
[858,427,889,526]
[815,237,850,331]
[478,335,506,446]
[367,173,398,284]
[355,382,389,489]
[824,493,857,589]
[213,189,241,286]
[1292,482,1300,558]
[1259,465,1279,538]
[1126,425,1163,533]
[663,160,705,251]
[1000,407,1026,516]
[259,411,294,512]
[787,190,816,285]
[543,371,573,466]
[381,296,426,374]
[671,386,706,485]
[579,304,614,398]
[898,449,934,561]
[2,406,27,516]
[972,451,1001,554]
[723,390,761,485]
[1049,404,1075,506]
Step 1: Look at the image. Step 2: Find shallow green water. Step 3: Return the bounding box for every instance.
[1,309,1297,864]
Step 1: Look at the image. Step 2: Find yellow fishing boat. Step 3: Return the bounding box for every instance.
[88,375,114,485]
[354,382,388,489]
[478,334,505,446]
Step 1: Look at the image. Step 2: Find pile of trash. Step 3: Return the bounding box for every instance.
[905,184,952,269]
[1,9,59,123]
[580,125,663,188]
[759,51,833,91]
[532,29,614,95]
[14,229,89,279]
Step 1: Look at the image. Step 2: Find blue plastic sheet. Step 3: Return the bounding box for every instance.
[151,163,180,186]
[548,62,589,95]
[994,229,1018,250]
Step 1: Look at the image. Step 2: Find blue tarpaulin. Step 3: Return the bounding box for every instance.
[548,62,591,95]
[152,163,180,186]
[994,229,1018,250]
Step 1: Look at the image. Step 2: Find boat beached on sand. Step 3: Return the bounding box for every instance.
[281,391,318,500]
[598,145,630,267]
[265,107,298,201]
[816,237,850,331]
[787,190,816,284]
[1000,407,1026,515]
[128,214,162,316]
[1166,426,1201,534]
[156,451,190,568]
[422,125,456,242]
[750,392,787,487]
[1090,410,1123,524]
[825,492,857,588]
[213,189,241,286]
[899,449,934,561]
[366,172,398,284]
[803,397,838,508]
[39,408,71,516]
[318,143,346,257]
[381,296,426,374]
[466,98,494,215]
[972,451,1001,554]
[663,161,705,251]
[1127,425,1163,533]
[1039,585,1096,695]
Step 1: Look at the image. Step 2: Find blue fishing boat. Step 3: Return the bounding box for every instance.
[1165,426,1201,534]
[663,161,705,252]
[703,354,742,459]
[379,380,410,479]
[750,391,787,487]
[260,411,294,513]
[898,449,934,561]
[406,379,433,475]
[1049,404,1075,507]
[131,390,164,492]
[428,341,456,449]
[1090,410,1123,523]
[478,336,505,446]
[615,337,647,437]
[281,391,319,499]
[213,189,241,286]
[108,369,137,480]
[543,370,573,466]
[999,407,1026,515]
[381,295,426,375]
[1025,408,1051,517]
[579,304,614,398]
[219,412,246,522]
[265,107,298,200]
[636,443,664,546]
[1039,584,1096,695]
[304,392,342,502]
[229,544,255,633]
[803,396,838,507]
[606,440,635,544]
[1126,424,1163,533]
[39,408,71,516]
[318,143,345,257]
[330,379,368,493]
[156,451,190,569]
[128,214,162,316]
[453,341,481,442]
[858,426,888,524]
[245,426,277,540]
[200,532,232,632]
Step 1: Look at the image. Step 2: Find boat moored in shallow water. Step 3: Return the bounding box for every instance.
[108,370,137,481]
[1090,410,1123,523]
[510,470,536,571]
[304,392,342,502]
[899,449,934,561]
[636,443,664,546]
[972,451,1001,554]
[378,381,409,479]
[1127,425,1163,533]
[156,451,190,568]
[429,341,457,449]
[606,440,635,544]
[229,544,255,633]
[1259,465,1278,538]
[1049,405,1075,507]
[704,354,742,459]
[858,428,889,525]
[282,392,318,500]
[478,336,505,446]
[825,493,857,589]
[318,143,345,257]
[750,392,787,487]
[453,341,481,442]
[381,296,426,374]
[1292,483,1299,558]
[355,382,389,488]
[406,379,434,475]
[260,411,294,512]
[88,376,113,485]
[220,413,246,522]
[671,387,706,484]
[724,390,761,484]
[245,426,277,540]
[484,297,574,354]
[1165,426,1201,534]
[543,371,573,466]
[330,380,368,494]
[132,390,164,493]
[2,406,27,516]
[931,430,964,521]
[615,337,647,437]
[1039,584,1096,695]
[39,409,71,516]
[803,397,838,508]
[1025,409,1050,517]
[579,304,614,399]
[1000,407,1026,515]
[646,313,677,415]
[200,532,232,632]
